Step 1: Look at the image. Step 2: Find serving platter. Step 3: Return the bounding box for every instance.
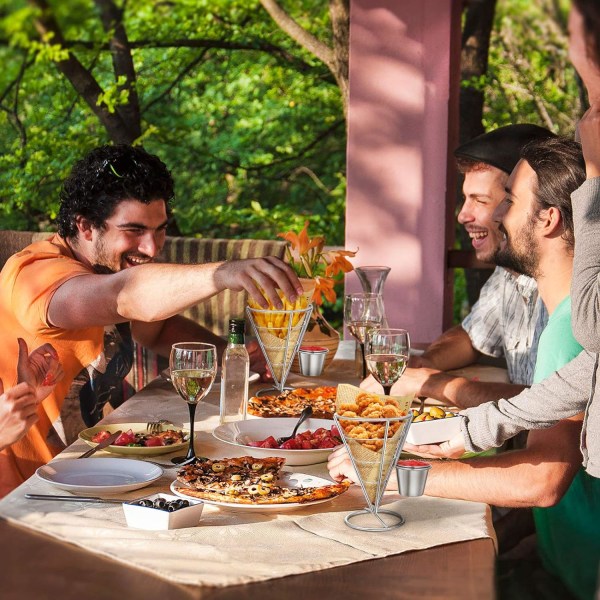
[35,458,163,494]
[212,417,340,466]
[79,423,192,456]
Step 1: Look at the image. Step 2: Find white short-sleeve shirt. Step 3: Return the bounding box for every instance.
[462,266,547,386]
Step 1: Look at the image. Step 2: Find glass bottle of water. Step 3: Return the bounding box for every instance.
[219,319,249,423]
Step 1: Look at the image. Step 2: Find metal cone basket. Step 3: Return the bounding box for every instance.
[246,305,312,394]
[334,384,413,531]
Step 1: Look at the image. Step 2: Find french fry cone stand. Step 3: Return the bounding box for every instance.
[334,384,413,531]
[246,294,312,394]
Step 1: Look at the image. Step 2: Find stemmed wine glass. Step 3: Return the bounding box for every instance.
[344,293,384,379]
[169,342,217,465]
[365,329,410,395]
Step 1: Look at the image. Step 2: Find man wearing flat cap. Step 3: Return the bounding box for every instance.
[363,124,556,408]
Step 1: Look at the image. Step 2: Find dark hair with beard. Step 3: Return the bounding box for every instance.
[57,144,174,239]
[572,0,600,69]
[520,137,586,250]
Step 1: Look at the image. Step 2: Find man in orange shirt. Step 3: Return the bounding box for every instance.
[0,144,302,494]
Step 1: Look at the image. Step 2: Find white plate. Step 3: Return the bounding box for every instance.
[161,368,260,383]
[212,418,339,466]
[79,423,191,456]
[35,458,163,494]
[170,472,342,511]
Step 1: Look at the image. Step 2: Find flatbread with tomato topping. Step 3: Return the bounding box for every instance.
[247,386,337,419]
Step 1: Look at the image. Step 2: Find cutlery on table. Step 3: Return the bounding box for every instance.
[25,494,127,504]
[146,419,173,434]
[277,406,313,445]
[77,429,122,459]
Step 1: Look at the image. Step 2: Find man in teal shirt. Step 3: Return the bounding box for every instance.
[492,136,599,599]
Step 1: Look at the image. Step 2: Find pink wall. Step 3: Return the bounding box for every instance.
[345,0,459,343]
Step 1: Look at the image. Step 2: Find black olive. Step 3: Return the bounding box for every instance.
[153,498,167,510]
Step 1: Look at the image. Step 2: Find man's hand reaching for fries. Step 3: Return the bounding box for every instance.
[247,291,310,339]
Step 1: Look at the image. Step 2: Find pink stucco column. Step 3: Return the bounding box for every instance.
[346,0,461,343]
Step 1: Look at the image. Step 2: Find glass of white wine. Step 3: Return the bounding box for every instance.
[170,342,217,465]
[344,292,384,379]
[365,329,410,395]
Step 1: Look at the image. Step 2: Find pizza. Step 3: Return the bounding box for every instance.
[247,386,337,419]
[175,455,350,505]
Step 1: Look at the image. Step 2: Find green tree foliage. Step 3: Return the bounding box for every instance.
[0,0,346,244]
[453,0,581,324]
[484,0,581,134]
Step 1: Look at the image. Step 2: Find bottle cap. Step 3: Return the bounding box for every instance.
[229,318,246,334]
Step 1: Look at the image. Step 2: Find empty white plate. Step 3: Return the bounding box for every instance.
[35,458,163,494]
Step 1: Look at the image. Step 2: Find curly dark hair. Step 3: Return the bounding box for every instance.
[57,144,175,239]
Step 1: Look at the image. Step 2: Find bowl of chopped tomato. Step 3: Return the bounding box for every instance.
[212,418,341,466]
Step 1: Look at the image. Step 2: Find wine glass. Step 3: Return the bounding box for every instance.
[169,342,217,465]
[365,329,410,395]
[344,293,384,379]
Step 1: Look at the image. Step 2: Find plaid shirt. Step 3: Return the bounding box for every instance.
[462,267,547,386]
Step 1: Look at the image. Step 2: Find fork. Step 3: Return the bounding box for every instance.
[146,419,173,434]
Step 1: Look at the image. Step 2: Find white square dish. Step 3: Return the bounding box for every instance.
[405,413,463,445]
[123,493,203,530]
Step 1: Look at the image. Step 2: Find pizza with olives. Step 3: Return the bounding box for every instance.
[174,455,349,505]
[247,386,337,419]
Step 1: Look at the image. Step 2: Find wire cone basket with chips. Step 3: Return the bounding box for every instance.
[333,384,413,531]
[246,293,312,394]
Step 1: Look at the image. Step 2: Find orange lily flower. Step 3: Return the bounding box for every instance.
[278,221,323,255]
[277,222,357,305]
[325,249,358,277]
[312,276,336,306]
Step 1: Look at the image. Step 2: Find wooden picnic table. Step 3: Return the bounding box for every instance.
[0,342,500,600]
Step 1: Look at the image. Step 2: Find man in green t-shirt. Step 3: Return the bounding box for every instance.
[329,137,598,599]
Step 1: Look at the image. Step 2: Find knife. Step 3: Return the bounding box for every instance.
[77,430,123,459]
[25,493,126,504]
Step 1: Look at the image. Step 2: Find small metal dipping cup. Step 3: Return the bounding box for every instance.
[298,346,329,377]
[396,460,431,497]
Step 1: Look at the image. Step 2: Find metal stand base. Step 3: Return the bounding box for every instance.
[344,508,405,532]
[255,386,294,397]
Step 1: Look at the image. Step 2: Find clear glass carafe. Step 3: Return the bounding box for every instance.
[355,266,390,328]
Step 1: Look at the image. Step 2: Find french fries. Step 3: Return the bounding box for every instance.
[247,290,309,339]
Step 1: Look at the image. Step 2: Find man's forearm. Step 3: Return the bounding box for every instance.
[461,350,595,452]
[49,257,300,330]
[419,372,526,408]
[418,325,481,371]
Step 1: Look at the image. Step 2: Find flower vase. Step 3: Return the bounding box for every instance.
[292,305,340,374]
